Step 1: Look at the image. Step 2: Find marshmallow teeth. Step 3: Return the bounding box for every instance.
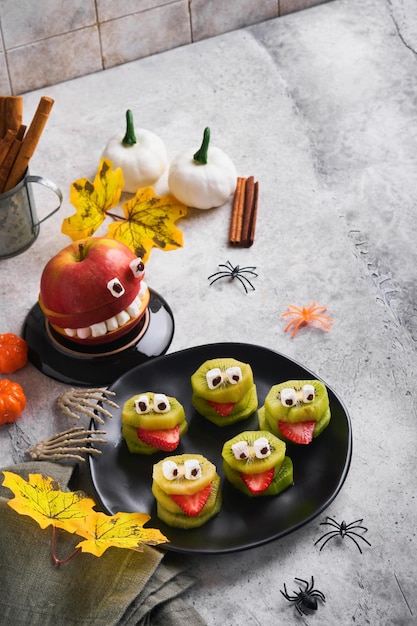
[64,282,148,339]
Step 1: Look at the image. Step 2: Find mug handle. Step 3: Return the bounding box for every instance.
[26,175,63,225]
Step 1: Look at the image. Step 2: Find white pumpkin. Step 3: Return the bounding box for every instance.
[168,128,237,209]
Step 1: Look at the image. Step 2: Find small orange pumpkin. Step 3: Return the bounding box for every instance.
[0,333,28,374]
[0,379,26,424]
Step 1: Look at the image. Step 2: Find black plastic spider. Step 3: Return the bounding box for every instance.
[315,516,371,553]
[280,576,325,616]
[207,260,258,293]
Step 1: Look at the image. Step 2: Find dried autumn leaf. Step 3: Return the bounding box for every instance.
[2,472,168,561]
[107,186,187,261]
[73,510,168,557]
[2,471,95,533]
[61,158,123,240]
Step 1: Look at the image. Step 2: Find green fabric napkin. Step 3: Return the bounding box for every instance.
[0,461,206,626]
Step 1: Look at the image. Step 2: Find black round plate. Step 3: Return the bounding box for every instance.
[88,342,352,554]
[22,289,174,386]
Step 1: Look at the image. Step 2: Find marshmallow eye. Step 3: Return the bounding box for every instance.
[226,366,242,384]
[254,437,271,459]
[107,277,125,298]
[162,460,179,480]
[134,395,150,414]
[280,387,297,407]
[206,367,223,389]
[184,459,202,480]
[130,257,145,279]
[302,384,315,403]
[231,440,250,460]
[153,394,170,413]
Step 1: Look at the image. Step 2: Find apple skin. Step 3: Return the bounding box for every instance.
[39,237,146,341]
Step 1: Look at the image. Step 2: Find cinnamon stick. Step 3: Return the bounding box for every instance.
[0,96,23,139]
[0,129,17,169]
[240,176,255,244]
[244,180,259,248]
[229,177,246,243]
[0,125,26,193]
[228,175,259,247]
[4,96,54,191]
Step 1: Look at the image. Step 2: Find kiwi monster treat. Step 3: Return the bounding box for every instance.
[191,357,257,426]
[258,380,331,445]
[222,430,293,497]
[152,453,222,528]
[122,392,188,454]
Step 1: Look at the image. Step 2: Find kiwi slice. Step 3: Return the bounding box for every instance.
[259,405,331,441]
[122,392,185,430]
[191,358,254,403]
[257,405,280,436]
[264,380,329,424]
[152,453,217,495]
[152,473,220,514]
[223,456,293,497]
[313,406,331,437]
[156,475,222,529]
[191,384,258,426]
[122,419,188,455]
[221,430,285,474]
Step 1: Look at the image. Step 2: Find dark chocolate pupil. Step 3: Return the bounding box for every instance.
[232,375,239,382]
[261,447,268,455]
[138,401,147,411]
[112,282,123,294]
[191,468,198,477]
[307,393,313,401]
[157,402,167,411]
[213,376,222,387]
[285,399,294,406]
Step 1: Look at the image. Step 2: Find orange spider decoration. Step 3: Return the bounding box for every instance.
[282,302,333,338]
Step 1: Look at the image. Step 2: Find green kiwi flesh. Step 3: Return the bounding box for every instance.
[221,430,285,473]
[192,384,258,426]
[153,453,217,494]
[191,358,254,403]
[264,379,329,424]
[223,456,293,497]
[122,392,185,429]
[259,405,331,440]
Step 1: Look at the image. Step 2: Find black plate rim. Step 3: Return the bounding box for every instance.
[87,342,352,555]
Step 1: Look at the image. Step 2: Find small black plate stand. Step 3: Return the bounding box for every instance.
[22,288,175,386]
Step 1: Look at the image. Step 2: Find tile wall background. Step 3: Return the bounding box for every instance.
[0,0,331,95]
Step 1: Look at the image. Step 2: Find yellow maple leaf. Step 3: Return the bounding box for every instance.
[2,472,168,560]
[107,186,187,262]
[73,510,168,557]
[2,471,95,533]
[61,158,123,240]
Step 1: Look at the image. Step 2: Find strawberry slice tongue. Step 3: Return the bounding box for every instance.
[170,483,212,516]
[240,468,274,494]
[206,400,235,416]
[137,425,180,451]
[278,420,316,444]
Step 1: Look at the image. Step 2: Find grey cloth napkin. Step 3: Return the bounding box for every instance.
[0,461,206,626]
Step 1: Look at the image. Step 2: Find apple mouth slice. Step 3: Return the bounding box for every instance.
[57,282,149,342]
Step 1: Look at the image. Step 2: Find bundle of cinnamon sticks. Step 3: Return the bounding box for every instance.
[0,95,54,194]
[229,176,259,247]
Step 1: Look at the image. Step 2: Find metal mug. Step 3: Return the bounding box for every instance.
[0,171,62,259]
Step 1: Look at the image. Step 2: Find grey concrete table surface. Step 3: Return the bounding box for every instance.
[1,0,416,624]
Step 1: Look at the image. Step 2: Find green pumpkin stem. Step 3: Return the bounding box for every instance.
[193,127,210,165]
[122,109,137,146]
